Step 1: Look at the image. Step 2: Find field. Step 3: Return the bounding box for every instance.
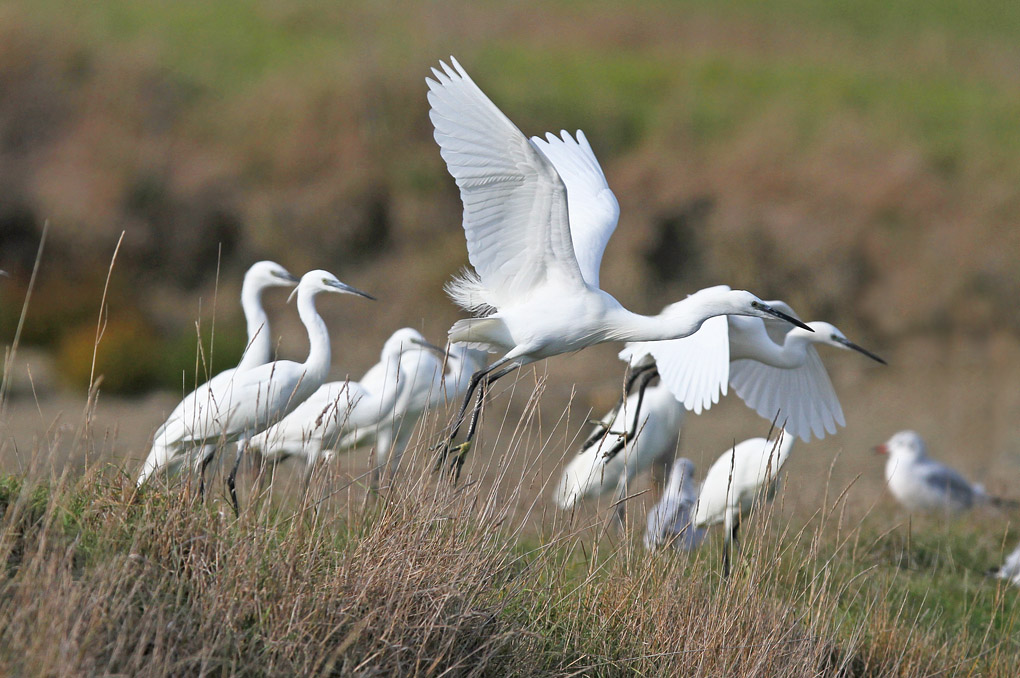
[3,0,1020,675]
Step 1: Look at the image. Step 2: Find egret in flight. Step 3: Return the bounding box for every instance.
[693,431,795,577]
[624,296,886,441]
[644,458,706,552]
[427,57,810,476]
[876,430,1016,514]
[139,270,373,512]
[138,260,298,488]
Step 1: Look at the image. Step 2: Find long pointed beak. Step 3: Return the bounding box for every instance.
[274,271,300,284]
[326,280,375,300]
[758,303,814,332]
[834,336,887,365]
[410,338,447,356]
[873,443,888,455]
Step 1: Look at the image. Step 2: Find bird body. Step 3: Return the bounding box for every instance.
[694,432,795,576]
[992,543,1020,586]
[555,382,684,510]
[138,270,372,490]
[138,261,298,484]
[877,430,988,514]
[644,458,706,552]
[626,301,885,441]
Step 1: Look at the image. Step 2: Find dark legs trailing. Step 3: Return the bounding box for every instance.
[434,357,521,481]
[586,363,660,463]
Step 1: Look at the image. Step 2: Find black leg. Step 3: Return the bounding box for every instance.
[600,366,658,463]
[447,362,521,482]
[227,440,247,517]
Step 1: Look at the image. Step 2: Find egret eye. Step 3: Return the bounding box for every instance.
[831,334,839,342]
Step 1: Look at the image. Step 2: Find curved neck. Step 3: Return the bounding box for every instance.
[237,283,271,371]
[732,325,811,369]
[602,305,708,343]
[297,289,331,383]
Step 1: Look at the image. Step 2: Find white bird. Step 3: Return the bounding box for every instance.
[876,430,1015,514]
[426,57,811,475]
[139,270,373,512]
[138,260,299,487]
[990,542,1020,587]
[624,295,886,442]
[555,380,685,513]
[693,431,795,577]
[644,458,706,552]
[248,328,444,486]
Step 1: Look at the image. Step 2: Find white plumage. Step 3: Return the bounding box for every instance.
[644,458,706,552]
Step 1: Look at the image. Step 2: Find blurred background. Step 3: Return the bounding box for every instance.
[2,0,1020,522]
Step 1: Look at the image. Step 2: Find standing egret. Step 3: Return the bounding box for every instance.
[555,380,684,514]
[990,542,1020,587]
[427,57,811,476]
[876,430,1016,514]
[623,296,886,441]
[693,431,795,577]
[247,328,443,486]
[139,270,374,512]
[138,260,299,487]
[644,458,706,552]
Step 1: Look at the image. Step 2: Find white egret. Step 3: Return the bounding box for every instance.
[427,57,811,476]
[247,328,443,486]
[624,296,886,441]
[876,430,1016,514]
[693,431,795,577]
[138,260,299,488]
[138,270,374,512]
[990,542,1020,587]
[554,381,684,513]
[644,458,706,552]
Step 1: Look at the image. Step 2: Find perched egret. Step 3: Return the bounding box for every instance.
[624,295,886,441]
[427,57,811,476]
[693,431,795,577]
[876,430,1016,514]
[247,328,444,486]
[644,458,706,552]
[138,260,299,487]
[554,381,684,514]
[139,270,373,512]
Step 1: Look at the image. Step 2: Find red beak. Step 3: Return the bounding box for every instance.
[873,443,888,455]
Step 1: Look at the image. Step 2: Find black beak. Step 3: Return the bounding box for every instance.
[274,271,300,284]
[410,338,447,356]
[835,337,887,365]
[755,302,814,332]
[326,279,376,300]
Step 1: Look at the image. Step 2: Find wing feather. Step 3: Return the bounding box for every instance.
[729,345,844,442]
[427,58,585,307]
[642,313,730,415]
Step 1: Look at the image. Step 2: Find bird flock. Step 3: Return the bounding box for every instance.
[135,57,1019,578]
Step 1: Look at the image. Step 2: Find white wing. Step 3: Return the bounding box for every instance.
[729,346,845,442]
[641,293,731,415]
[427,58,585,307]
[530,130,619,287]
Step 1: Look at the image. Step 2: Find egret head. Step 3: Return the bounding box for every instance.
[290,270,375,302]
[381,327,429,358]
[802,322,887,364]
[874,430,927,461]
[245,260,300,290]
[721,290,813,332]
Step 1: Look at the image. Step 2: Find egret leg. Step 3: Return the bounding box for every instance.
[226,439,248,517]
[446,362,521,482]
[722,513,741,579]
[599,366,658,462]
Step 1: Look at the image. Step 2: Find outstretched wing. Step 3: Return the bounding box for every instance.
[729,345,845,442]
[427,58,585,307]
[530,130,620,287]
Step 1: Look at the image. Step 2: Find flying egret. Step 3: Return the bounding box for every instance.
[554,380,685,514]
[875,430,1016,514]
[644,458,706,552]
[426,57,811,476]
[138,260,299,488]
[693,431,795,577]
[622,297,886,442]
[247,328,444,486]
[138,270,374,512]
